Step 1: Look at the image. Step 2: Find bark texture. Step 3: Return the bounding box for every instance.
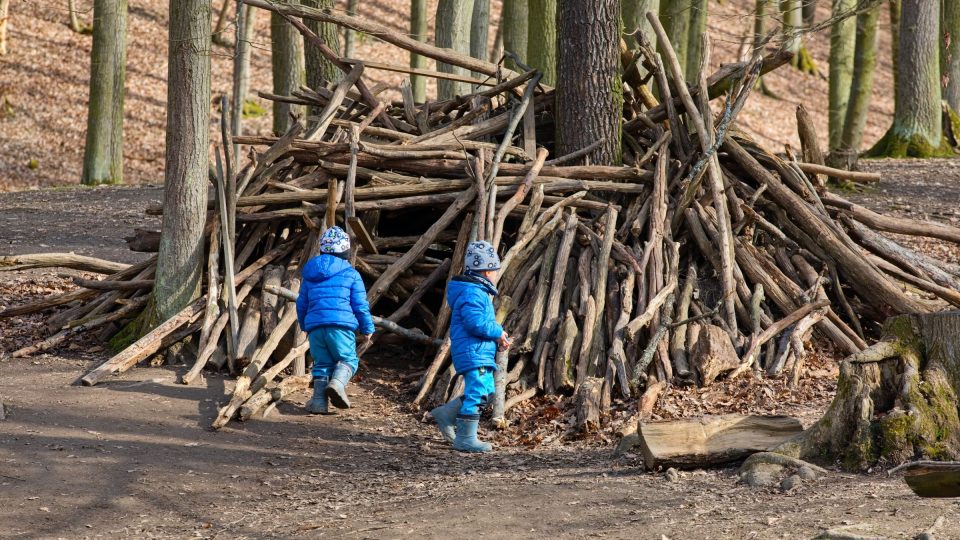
[623,0,659,50]
[943,0,960,111]
[470,0,490,79]
[501,0,528,71]
[555,0,622,165]
[82,0,127,186]
[527,0,557,85]
[867,0,950,157]
[231,2,257,145]
[271,3,305,134]
[827,0,856,151]
[686,0,708,81]
[303,0,341,97]
[435,0,475,99]
[658,0,690,76]
[410,0,428,102]
[153,0,211,324]
[837,2,879,154]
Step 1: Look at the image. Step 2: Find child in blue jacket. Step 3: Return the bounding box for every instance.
[430,241,510,453]
[296,226,375,414]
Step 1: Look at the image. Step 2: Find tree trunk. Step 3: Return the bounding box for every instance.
[889,0,900,104]
[867,0,950,157]
[686,0,708,82]
[942,0,960,111]
[827,0,856,151]
[555,0,622,166]
[782,0,815,74]
[470,0,490,80]
[802,0,817,26]
[501,0,528,71]
[68,0,84,33]
[0,0,9,56]
[303,0,342,99]
[837,2,879,154]
[271,4,305,134]
[151,0,211,325]
[344,0,358,58]
[81,0,127,186]
[527,0,556,85]
[212,0,232,45]
[623,0,659,50]
[746,313,960,474]
[658,0,690,77]
[231,2,257,151]
[410,0,428,102]
[435,0,475,99]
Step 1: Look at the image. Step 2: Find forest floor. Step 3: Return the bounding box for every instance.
[3,159,960,539]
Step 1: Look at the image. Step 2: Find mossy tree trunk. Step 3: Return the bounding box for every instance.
[527,0,557,86]
[501,0,528,71]
[470,0,490,80]
[836,2,879,155]
[623,0,659,50]
[435,0,475,99]
[658,0,690,77]
[556,0,622,166]
[686,0,707,82]
[82,0,127,186]
[942,0,960,112]
[761,313,960,471]
[781,0,816,74]
[271,3,304,135]
[151,0,211,327]
[303,0,341,104]
[827,0,856,152]
[410,0,427,102]
[866,0,952,157]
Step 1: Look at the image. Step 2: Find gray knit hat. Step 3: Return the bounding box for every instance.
[465,241,501,271]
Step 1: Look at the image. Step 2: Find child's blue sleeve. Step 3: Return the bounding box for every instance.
[460,293,504,341]
[296,285,308,331]
[350,270,376,335]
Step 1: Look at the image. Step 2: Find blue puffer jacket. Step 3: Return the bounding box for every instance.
[296,254,375,335]
[447,274,504,375]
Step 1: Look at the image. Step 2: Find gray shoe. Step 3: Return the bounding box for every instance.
[326,363,355,409]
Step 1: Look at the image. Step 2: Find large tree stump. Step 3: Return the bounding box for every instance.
[745,312,960,477]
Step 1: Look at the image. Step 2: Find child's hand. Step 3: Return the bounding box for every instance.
[497,332,512,351]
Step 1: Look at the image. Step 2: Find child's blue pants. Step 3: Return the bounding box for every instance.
[458,366,496,417]
[308,327,359,378]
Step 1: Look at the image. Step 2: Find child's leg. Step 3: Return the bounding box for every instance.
[306,329,335,414]
[323,327,359,409]
[453,367,495,453]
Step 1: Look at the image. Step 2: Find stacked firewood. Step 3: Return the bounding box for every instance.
[4,8,960,432]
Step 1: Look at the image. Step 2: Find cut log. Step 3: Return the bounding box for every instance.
[638,414,804,469]
[691,324,740,386]
[574,377,603,433]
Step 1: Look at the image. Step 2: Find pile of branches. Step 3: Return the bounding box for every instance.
[4,7,960,432]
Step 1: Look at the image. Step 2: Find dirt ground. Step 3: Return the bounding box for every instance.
[3,162,960,539]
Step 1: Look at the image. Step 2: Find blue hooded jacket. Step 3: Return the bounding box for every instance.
[447,274,504,374]
[296,254,375,335]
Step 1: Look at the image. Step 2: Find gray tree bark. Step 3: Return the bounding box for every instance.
[435,0,475,99]
[658,0,690,76]
[828,0,856,151]
[889,0,900,104]
[623,0,659,50]
[231,1,257,149]
[470,0,490,80]
[527,0,557,85]
[271,3,305,134]
[556,0,622,165]
[152,0,212,325]
[867,0,949,157]
[344,0,359,58]
[686,0,708,81]
[501,0,528,71]
[303,0,342,101]
[942,0,960,111]
[410,0,428,102]
[837,3,879,154]
[81,0,127,186]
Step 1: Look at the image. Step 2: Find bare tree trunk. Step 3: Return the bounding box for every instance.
[231,2,256,155]
[837,2,879,154]
[658,0,690,76]
[68,0,84,33]
[889,0,900,104]
[867,0,950,157]
[782,0,815,73]
[470,0,490,80]
[212,0,231,45]
[151,0,212,325]
[528,0,557,85]
[435,0,475,99]
[410,0,428,102]
[623,0,659,50]
[344,0,359,58]
[501,0,528,71]
[304,0,342,100]
[271,3,305,134]
[686,0,708,81]
[802,0,817,26]
[828,0,856,151]
[81,0,127,186]
[556,0,621,165]
[942,0,960,111]
[0,0,8,56]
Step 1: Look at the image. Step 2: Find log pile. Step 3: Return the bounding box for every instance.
[4,8,960,432]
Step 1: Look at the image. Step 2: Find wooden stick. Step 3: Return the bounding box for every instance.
[0,253,129,274]
[796,162,879,183]
[305,63,365,141]
[341,57,497,86]
[72,278,154,291]
[492,147,549,248]
[730,299,830,380]
[11,297,146,358]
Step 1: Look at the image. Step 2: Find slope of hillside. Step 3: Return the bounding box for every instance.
[0,0,894,191]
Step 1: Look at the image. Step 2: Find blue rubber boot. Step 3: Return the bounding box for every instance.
[325,362,355,409]
[429,398,461,443]
[452,416,492,453]
[305,377,330,414]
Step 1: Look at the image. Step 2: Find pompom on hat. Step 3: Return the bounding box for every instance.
[464,241,501,271]
[319,226,351,254]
